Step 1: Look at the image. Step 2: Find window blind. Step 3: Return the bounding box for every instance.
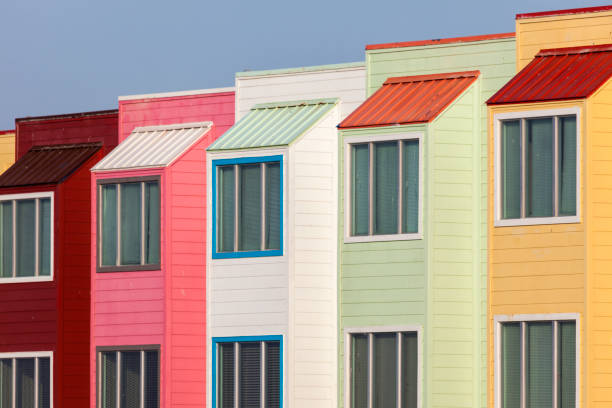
[120,184,142,265]
[351,334,368,408]
[558,322,576,408]
[265,342,280,408]
[374,142,399,235]
[219,166,235,252]
[239,343,261,408]
[144,351,159,408]
[0,202,12,278]
[527,322,553,407]
[401,332,418,408]
[144,183,160,265]
[16,358,34,408]
[502,121,521,219]
[120,351,141,408]
[38,358,50,408]
[0,359,11,408]
[265,163,281,251]
[374,333,397,408]
[38,199,52,276]
[501,323,520,408]
[219,343,235,408]
[351,145,369,236]
[101,185,118,266]
[558,117,577,216]
[101,352,117,408]
[238,165,262,252]
[402,141,419,234]
[16,200,35,277]
[526,119,554,218]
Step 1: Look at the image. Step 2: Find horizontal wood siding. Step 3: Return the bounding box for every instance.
[0,132,14,174]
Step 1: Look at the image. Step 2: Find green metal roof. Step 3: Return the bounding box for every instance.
[236,61,364,78]
[207,98,338,151]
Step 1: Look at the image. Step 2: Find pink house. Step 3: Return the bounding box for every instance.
[89,88,234,408]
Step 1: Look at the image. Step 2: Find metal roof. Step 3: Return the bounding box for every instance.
[0,143,101,188]
[487,44,612,105]
[516,5,612,19]
[92,122,212,171]
[207,98,338,151]
[338,71,480,129]
[366,32,514,51]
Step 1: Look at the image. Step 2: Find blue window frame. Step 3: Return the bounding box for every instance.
[212,335,283,408]
[212,155,283,259]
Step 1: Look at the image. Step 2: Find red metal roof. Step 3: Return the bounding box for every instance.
[517,5,612,19]
[366,33,514,51]
[0,143,101,188]
[487,44,612,105]
[338,71,480,129]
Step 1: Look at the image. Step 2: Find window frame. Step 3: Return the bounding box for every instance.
[96,176,162,273]
[0,350,54,408]
[211,155,284,259]
[493,313,580,408]
[0,191,54,283]
[493,107,581,227]
[344,325,422,408]
[343,132,423,243]
[211,335,284,408]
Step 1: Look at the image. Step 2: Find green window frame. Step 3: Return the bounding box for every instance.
[0,353,52,408]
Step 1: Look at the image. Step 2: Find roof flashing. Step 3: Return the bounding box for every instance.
[517,5,612,20]
[366,32,515,51]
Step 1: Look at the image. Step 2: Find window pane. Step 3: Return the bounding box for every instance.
[265,341,280,408]
[0,202,12,278]
[0,359,12,408]
[218,166,235,252]
[219,343,235,408]
[527,322,553,408]
[238,165,262,251]
[16,200,35,277]
[526,118,554,218]
[38,357,50,408]
[120,351,141,408]
[101,352,117,408]
[501,323,520,408]
[502,120,521,219]
[374,142,399,235]
[16,358,34,408]
[401,332,418,408]
[402,140,419,234]
[351,144,370,236]
[120,184,142,265]
[101,185,118,266]
[559,117,577,216]
[351,334,368,408]
[239,342,261,408]
[38,199,51,276]
[558,322,576,408]
[265,163,281,250]
[144,351,159,408]
[144,182,160,265]
[374,333,397,408]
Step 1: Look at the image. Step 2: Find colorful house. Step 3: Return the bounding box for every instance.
[0,131,15,174]
[90,88,234,408]
[0,110,118,408]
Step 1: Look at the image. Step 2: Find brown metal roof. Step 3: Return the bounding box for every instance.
[487,44,612,105]
[338,71,480,129]
[0,143,102,188]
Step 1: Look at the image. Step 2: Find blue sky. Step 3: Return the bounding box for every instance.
[0,0,608,129]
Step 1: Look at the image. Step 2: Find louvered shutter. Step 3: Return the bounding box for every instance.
[239,343,261,407]
[265,341,280,408]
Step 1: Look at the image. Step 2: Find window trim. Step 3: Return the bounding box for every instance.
[211,335,284,408]
[343,132,424,243]
[0,350,54,408]
[344,325,422,408]
[211,155,284,259]
[96,176,162,273]
[0,191,54,284]
[493,107,581,227]
[493,313,580,408]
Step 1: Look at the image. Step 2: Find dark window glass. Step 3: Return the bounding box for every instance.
[239,343,261,408]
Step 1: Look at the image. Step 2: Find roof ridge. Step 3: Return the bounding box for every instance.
[517,5,612,20]
[366,32,514,51]
[30,142,103,151]
[537,43,612,57]
[133,121,213,133]
[252,98,339,110]
[384,71,480,85]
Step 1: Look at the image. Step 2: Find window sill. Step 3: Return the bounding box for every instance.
[97,264,161,273]
[494,215,579,227]
[212,249,283,259]
[344,232,422,243]
[0,276,53,284]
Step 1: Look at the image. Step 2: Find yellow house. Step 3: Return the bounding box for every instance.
[0,130,15,174]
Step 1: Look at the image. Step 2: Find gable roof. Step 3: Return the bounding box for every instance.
[92,122,212,171]
[0,143,101,188]
[207,98,338,151]
[488,44,612,105]
[338,71,479,129]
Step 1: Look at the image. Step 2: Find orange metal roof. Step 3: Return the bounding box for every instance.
[338,71,480,129]
[516,5,612,19]
[366,32,514,51]
[487,44,612,105]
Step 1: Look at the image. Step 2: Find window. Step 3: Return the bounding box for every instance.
[98,348,159,408]
[0,192,53,282]
[0,352,52,408]
[98,178,160,272]
[345,134,421,242]
[212,156,282,258]
[497,318,577,408]
[347,330,419,408]
[213,337,282,408]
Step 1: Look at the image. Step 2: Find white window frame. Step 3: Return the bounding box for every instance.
[343,132,424,243]
[493,107,581,227]
[493,313,580,408]
[0,192,54,283]
[344,325,422,408]
[0,350,54,408]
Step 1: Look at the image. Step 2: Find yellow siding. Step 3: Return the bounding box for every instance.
[0,133,15,174]
[516,10,612,69]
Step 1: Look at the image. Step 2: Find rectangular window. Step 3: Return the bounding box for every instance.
[0,193,53,281]
[0,353,52,408]
[98,348,159,408]
[348,331,418,408]
[98,178,161,272]
[213,156,282,258]
[500,320,576,408]
[215,338,282,408]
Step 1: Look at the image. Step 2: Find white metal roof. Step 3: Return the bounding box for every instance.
[92,122,212,171]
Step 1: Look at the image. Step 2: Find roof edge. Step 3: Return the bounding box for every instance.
[118,86,235,101]
[30,142,103,151]
[132,121,213,133]
[385,70,480,85]
[537,43,612,57]
[252,98,339,110]
[15,109,118,123]
[236,61,365,78]
[517,5,612,20]
[366,32,515,51]
[0,130,14,135]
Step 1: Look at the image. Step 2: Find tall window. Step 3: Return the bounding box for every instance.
[215,338,281,408]
[500,320,576,408]
[348,331,418,408]
[213,156,282,258]
[98,348,159,408]
[0,353,52,408]
[0,193,53,281]
[347,137,420,241]
[500,115,577,222]
[98,178,160,271]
